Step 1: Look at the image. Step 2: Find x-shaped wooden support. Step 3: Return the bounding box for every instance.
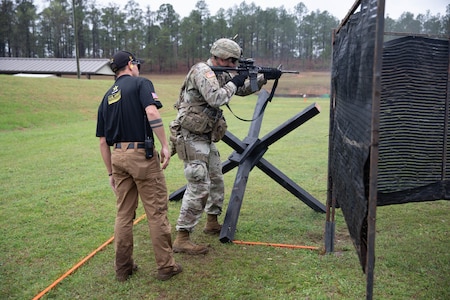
[169,89,326,243]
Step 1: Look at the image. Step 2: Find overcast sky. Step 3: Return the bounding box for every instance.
[91,0,448,19]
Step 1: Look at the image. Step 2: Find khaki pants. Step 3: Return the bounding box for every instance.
[111,143,175,277]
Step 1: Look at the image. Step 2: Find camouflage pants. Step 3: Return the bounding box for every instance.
[176,139,224,232]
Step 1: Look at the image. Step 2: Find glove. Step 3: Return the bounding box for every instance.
[264,69,282,80]
[230,74,247,88]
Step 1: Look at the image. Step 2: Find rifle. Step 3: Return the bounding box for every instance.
[210,58,299,92]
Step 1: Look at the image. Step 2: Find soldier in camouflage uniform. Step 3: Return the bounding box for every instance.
[169,38,282,255]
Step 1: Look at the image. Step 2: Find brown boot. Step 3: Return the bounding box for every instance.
[173,230,209,255]
[157,263,183,281]
[203,214,222,235]
[116,263,138,282]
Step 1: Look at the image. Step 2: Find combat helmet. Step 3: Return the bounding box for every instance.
[210,38,242,60]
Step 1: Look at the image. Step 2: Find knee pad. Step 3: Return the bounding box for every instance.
[184,161,208,183]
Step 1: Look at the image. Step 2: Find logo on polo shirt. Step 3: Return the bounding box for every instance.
[108,85,121,105]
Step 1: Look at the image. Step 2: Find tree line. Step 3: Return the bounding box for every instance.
[1,0,449,72]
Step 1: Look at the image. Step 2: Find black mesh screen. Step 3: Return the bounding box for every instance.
[378,36,450,205]
[329,0,379,269]
[329,1,449,271]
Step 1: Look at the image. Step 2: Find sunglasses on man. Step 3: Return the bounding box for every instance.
[131,60,141,71]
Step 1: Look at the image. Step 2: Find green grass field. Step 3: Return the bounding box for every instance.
[0,74,448,299]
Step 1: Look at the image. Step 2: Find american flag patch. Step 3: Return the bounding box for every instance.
[206,71,215,78]
[152,92,158,99]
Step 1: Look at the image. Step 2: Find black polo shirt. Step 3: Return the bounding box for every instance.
[96,75,160,146]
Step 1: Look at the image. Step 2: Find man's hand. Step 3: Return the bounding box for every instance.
[160,145,171,170]
[230,74,247,88]
[109,175,117,193]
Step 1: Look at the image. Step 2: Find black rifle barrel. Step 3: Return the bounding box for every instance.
[210,66,299,74]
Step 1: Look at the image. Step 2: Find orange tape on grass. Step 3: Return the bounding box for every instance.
[233,240,319,250]
[32,214,147,300]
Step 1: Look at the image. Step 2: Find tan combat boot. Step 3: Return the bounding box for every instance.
[173,230,209,255]
[203,214,222,235]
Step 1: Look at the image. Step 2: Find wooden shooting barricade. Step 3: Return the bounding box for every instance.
[170,86,326,243]
[326,0,449,299]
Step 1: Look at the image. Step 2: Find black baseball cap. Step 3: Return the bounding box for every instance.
[109,50,140,72]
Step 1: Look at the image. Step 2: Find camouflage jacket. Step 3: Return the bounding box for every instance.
[175,58,267,115]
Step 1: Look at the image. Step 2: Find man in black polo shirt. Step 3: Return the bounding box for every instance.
[96,50,182,282]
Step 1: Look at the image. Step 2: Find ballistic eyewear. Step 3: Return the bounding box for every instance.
[131,60,141,71]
